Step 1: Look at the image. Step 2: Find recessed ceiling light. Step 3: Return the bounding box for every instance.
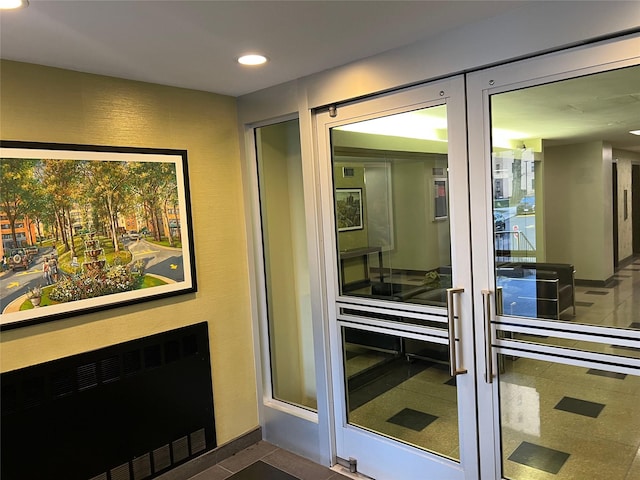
[0,0,28,9]
[237,54,268,66]
[630,130,640,136]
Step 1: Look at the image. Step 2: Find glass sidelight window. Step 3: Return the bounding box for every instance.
[490,65,640,328]
[255,119,317,410]
[331,105,452,307]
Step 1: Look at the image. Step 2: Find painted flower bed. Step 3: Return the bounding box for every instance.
[49,264,143,302]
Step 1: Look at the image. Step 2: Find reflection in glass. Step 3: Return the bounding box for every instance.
[499,355,640,479]
[490,66,640,331]
[255,120,317,410]
[343,327,459,460]
[331,105,452,308]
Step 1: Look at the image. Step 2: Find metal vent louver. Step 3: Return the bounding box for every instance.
[1,322,215,480]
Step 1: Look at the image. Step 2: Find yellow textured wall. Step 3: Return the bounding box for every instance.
[0,60,258,443]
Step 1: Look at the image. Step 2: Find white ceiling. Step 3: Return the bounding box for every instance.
[491,66,640,153]
[0,0,531,96]
[1,1,638,153]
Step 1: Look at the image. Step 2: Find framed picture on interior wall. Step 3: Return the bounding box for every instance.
[0,140,197,330]
[433,177,448,220]
[336,188,364,232]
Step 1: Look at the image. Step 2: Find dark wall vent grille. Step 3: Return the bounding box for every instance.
[190,428,207,455]
[172,436,190,463]
[52,368,75,398]
[152,445,172,472]
[1,322,216,480]
[111,463,131,480]
[77,362,98,390]
[101,356,121,383]
[132,454,152,480]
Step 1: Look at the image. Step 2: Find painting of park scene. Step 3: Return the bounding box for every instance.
[336,188,363,231]
[0,141,196,330]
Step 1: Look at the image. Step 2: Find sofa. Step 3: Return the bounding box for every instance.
[496,262,576,320]
[365,267,452,307]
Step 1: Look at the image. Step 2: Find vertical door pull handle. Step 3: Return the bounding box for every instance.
[482,289,494,383]
[446,287,467,376]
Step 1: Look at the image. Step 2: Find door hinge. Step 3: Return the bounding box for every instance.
[336,456,358,473]
[335,456,376,479]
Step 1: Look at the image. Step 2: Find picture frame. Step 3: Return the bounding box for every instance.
[0,140,197,330]
[433,177,448,220]
[335,188,363,232]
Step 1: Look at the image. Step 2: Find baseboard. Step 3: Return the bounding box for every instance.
[576,254,640,287]
[575,276,616,288]
[156,427,262,480]
[617,254,639,270]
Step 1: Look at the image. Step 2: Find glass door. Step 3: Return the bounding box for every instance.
[316,76,478,479]
[468,36,640,480]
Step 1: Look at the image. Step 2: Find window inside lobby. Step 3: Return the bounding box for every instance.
[490,65,640,330]
[255,119,316,410]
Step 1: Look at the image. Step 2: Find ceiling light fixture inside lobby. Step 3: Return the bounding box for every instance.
[237,54,268,66]
[0,0,28,9]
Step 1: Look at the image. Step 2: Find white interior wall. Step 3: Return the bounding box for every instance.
[544,141,613,282]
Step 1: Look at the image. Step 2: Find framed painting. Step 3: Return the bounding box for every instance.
[0,141,197,330]
[336,188,363,232]
[433,177,448,220]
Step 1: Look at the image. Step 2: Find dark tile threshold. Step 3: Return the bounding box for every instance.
[227,461,297,480]
[156,428,262,480]
[157,434,350,480]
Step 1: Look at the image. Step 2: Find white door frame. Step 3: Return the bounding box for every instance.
[315,75,478,480]
[466,33,640,480]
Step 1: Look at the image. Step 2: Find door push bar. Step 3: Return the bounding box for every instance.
[446,287,467,377]
[482,289,494,383]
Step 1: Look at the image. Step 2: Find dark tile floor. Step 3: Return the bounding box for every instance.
[508,441,570,475]
[188,441,352,480]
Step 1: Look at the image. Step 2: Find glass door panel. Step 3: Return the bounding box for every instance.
[499,355,640,480]
[343,326,460,460]
[332,105,452,309]
[490,66,640,329]
[317,76,477,480]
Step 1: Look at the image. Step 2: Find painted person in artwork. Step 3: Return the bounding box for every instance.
[42,256,52,285]
[48,256,59,283]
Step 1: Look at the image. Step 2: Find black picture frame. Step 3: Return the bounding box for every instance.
[0,140,197,330]
[336,188,364,232]
[433,178,448,220]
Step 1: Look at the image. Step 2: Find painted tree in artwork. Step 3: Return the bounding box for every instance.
[81,160,129,252]
[40,159,83,258]
[0,157,40,248]
[159,163,180,247]
[129,161,179,245]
